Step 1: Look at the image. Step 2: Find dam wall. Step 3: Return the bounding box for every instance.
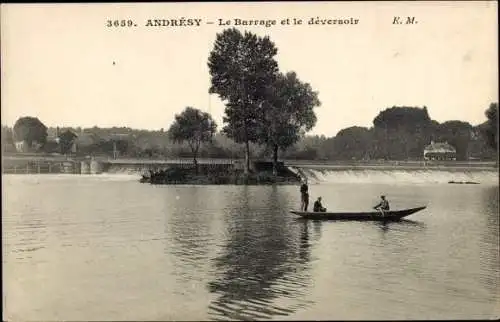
[288,166,499,185]
[3,155,497,184]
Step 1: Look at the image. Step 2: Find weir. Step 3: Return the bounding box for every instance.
[288,166,499,185]
[2,155,498,184]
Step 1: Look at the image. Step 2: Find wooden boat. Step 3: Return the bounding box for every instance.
[290,206,426,221]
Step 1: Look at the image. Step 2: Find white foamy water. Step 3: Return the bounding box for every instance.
[289,167,499,185]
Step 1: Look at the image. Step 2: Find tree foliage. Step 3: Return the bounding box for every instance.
[2,104,496,162]
[258,71,320,174]
[434,121,473,160]
[168,107,217,168]
[371,106,435,160]
[483,102,498,151]
[373,106,431,130]
[208,28,279,174]
[1,125,16,152]
[58,130,78,155]
[12,116,48,149]
[331,126,372,160]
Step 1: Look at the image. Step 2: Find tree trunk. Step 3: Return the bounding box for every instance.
[193,155,198,174]
[192,144,199,175]
[244,140,250,175]
[272,144,279,176]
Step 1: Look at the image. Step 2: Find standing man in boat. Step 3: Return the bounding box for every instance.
[313,197,327,212]
[300,179,309,211]
[373,195,390,212]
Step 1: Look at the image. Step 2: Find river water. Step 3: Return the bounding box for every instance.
[2,173,499,320]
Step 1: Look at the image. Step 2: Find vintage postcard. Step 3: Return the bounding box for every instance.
[2,1,498,321]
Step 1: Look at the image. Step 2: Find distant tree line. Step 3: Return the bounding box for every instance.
[320,105,498,161]
[2,103,497,162]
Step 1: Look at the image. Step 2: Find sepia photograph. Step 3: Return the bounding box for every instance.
[1,1,499,320]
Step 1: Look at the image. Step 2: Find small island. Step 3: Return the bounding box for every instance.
[140,161,302,185]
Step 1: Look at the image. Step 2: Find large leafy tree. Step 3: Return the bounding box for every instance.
[435,121,473,160]
[168,107,217,172]
[373,106,431,129]
[259,71,320,175]
[483,102,498,151]
[331,126,372,160]
[12,116,48,150]
[1,125,15,152]
[373,106,434,159]
[58,130,78,155]
[208,28,279,174]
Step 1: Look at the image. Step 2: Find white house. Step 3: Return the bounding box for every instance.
[423,141,457,161]
[14,140,43,152]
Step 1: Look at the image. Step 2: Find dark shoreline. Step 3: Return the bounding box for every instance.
[140,166,302,185]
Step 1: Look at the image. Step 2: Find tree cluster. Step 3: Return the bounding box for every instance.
[167,107,217,172]
[318,105,497,161]
[2,102,497,162]
[207,28,321,175]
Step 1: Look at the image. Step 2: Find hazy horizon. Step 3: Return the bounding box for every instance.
[1,2,498,136]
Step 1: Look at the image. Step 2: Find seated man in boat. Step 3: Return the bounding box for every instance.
[313,197,326,212]
[373,195,390,211]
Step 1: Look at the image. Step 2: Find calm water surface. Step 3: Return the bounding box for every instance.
[2,174,499,320]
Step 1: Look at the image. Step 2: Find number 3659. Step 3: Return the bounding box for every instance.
[106,20,136,27]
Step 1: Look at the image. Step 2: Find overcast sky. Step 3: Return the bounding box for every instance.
[1,1,498,136]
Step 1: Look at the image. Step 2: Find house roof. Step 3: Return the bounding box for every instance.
[424,141,456,153]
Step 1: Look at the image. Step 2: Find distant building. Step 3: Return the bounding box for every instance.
[423,141,457,161]
[14,140,27,152]
[14,140,43,152]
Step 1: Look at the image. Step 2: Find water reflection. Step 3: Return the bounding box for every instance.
[207,186,313,321]
[4,207,48,262]
[164,186,216,290]
[376,219,427,234]
[299,220,312,265]
[295,219,323,240]
[478,186,499,301]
